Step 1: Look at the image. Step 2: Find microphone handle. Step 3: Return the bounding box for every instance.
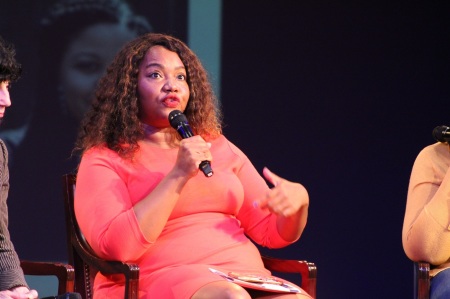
[177,123,194,138]
[199,161,214,177]
[176,123,213,177]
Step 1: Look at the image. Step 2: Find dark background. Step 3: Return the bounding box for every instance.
[2,1,450,298]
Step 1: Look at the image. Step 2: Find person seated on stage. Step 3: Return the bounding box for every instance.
[402,136,450,299]
[0,34,82,299]
[74,32,312,298]
[0,35,39,299]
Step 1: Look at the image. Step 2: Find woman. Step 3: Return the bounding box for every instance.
[75,33,311,299]
[402,140,450,299]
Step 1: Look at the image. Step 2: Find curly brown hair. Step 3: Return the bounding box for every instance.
[76,33,222,159]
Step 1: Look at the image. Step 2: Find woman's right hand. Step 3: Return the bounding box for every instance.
[173,135,212,178]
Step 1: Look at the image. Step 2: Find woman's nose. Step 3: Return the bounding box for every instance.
[0,83,11,107]
[163,79,178,92]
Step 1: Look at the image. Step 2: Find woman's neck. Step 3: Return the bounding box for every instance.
[142,123,179,149]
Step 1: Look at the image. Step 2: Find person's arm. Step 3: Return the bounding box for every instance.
[258,168,309,242]
[0,140,37,298]
[229,140,308,247]
[0,198,28,291]
[259,167,309,242]
[402,143,450,265]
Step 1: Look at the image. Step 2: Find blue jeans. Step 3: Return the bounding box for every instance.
[431,268,450,299]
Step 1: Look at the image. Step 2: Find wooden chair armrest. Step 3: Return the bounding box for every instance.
[72,239,139,298]
[20,260,75,294]
[262,255,317,299]
[73,238,139,279]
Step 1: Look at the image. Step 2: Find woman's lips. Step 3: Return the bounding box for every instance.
[163,97,180,108]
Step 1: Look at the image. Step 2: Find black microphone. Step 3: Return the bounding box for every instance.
[168,110,213,177]
[432,125,450,143]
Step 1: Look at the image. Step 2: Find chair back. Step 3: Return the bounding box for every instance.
[62,174,139,299]
[63,174,97,298]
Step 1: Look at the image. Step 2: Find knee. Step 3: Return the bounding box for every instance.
[222,284,251,299]
[192,282,251,299]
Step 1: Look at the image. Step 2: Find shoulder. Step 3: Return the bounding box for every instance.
[210,135,252,169]
[81,144,123,165]
[412,143,450,178]
[417,142,450,163]
[211,135,246,156]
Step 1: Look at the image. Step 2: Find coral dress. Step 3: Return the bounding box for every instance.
[75,135,304,298]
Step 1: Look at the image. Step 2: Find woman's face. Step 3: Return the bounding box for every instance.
[59,23,137,123]
[137,45,190,128]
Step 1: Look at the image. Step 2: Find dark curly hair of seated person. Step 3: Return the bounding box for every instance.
[0,36,21,82]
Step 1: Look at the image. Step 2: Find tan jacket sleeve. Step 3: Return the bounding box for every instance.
[402,142,450,266]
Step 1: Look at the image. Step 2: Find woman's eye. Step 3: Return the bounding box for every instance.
[177,74,186,80]
[149,72,162,78]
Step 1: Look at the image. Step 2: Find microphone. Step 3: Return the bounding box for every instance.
[168,110,213,177]
[432,125,450,143]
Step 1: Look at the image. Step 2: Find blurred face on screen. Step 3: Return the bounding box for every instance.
[59,23,137,123]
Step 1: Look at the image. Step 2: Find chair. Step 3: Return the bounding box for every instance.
[414,261,430,299]
[262,255,317,298]
[63,173,317,299]
[20,260,75,294]
[63,174,139,299]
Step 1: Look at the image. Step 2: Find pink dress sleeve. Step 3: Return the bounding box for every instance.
[75,147,152,261]
[225,140,299,248]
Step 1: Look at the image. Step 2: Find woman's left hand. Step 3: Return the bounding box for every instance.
[255,167,309,217]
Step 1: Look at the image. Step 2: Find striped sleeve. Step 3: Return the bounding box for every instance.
[0,139,28,290]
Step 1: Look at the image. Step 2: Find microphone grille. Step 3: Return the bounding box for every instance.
[432,125,450,142]
[168,110,188,129]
